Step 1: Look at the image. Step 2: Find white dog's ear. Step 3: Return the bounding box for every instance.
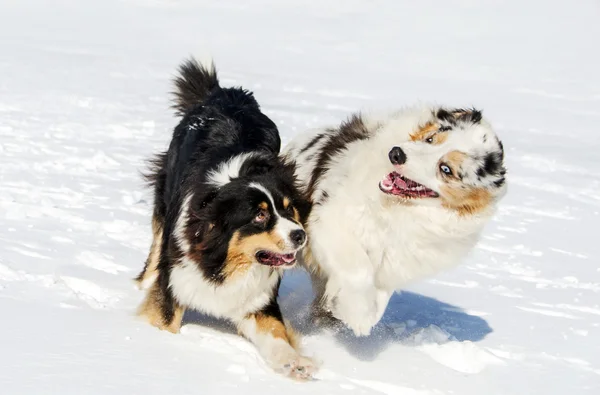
[436,108,482,124]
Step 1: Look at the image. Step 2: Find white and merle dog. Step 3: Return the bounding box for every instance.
[284,107,507,336]
[135,58,316,379]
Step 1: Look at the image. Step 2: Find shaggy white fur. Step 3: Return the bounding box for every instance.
[284,105,506,336]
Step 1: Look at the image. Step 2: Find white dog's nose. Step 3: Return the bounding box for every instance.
[389,146,406,165]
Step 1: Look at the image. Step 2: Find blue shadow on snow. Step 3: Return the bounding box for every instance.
[279,269,493,361]
[181,269,493,362]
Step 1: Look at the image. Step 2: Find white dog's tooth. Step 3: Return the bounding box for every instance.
[380,181,393,191]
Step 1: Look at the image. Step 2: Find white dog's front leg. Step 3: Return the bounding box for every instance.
[330,282,379,336]
[374,288,393,324]
[308,212,382,336]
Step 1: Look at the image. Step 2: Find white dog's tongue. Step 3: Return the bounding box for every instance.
[393,176,408,189]
[381,177,394,188]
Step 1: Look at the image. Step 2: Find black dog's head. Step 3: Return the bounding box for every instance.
[179,152,311,283]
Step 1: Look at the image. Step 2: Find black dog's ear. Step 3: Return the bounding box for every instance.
[188,189,218,239]
[238,152,277,177]
[278,157,299,181]
[196,189,217,210]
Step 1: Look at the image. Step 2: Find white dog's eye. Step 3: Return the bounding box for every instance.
[440,164,452,175]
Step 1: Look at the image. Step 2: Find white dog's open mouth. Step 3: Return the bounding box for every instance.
[379,172,439,198]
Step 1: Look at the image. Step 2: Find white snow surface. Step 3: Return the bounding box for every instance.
[1,0,599,394]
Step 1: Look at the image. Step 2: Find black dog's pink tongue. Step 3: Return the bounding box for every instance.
[257,251,295,266]
[271,253,295,265]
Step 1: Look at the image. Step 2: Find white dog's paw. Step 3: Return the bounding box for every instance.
[331,297,379,337]
[272,351,318,381]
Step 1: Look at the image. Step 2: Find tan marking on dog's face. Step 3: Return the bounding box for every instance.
[282,197,301,222]
[445,150,467,166]
[439,151,467,179]
[440,184,493,216]
[430,131,448,145]
[292,207,300,222]
[259,201,268,210]
[137,282,185,334]
[437,150,493,215]
[410,122,448,145]
[410,122,438,141]
[224,230,287,278]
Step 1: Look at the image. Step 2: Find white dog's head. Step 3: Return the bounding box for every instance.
[375,107,506,215]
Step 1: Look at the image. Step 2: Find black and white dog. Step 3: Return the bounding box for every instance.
[284,107,507,336]
[135,58,315,379]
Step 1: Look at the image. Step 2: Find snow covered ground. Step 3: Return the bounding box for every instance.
[1,0,599,393]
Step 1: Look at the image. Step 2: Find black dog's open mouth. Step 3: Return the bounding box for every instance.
[379,172,439,198]
[255,251,297,267]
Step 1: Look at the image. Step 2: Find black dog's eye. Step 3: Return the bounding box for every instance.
[425,136,434,143]
[439,125,452,132]
[254,209,269,223]
[284,204,295,216]
[439,163,453,175]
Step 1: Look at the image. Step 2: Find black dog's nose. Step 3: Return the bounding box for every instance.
[290,229,306,247]
[389,146,407,165]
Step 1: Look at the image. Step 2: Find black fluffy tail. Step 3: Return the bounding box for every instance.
[172,57,220,115]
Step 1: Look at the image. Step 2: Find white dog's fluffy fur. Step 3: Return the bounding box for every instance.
[283,106,507,336]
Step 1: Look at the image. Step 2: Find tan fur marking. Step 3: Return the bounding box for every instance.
[410,122,438,142]
[255,313,289,341]
[439,151,492,215]
[452,109,470,119]
[238,315,300,351]
[292,207,300,222]
[431,131,448,145]
[137,283,185,334]
[223,246,252,279]
[444,151,467,172]
[283,197,290,209]
[259,201,268,210]
[301,245,319,273]
[441,185,493,216]
[136,215,163,288]
[284,320,300,350]
[223,230,286,279]
[410,122,449,145]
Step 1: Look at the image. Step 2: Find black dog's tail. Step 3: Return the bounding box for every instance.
[172,57,220,116]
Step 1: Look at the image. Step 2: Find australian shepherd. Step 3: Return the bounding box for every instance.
[135,58,316,379]
[283,107,507,336]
